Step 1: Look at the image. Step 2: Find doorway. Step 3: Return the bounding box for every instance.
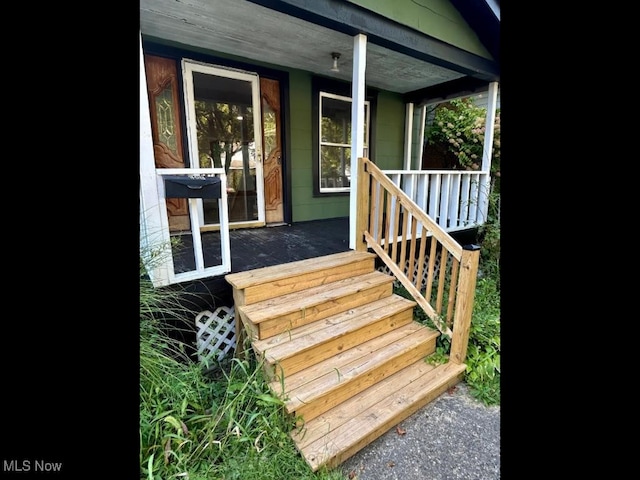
[182,60,266,229]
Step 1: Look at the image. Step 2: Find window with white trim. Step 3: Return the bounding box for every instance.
[318,92,369,193]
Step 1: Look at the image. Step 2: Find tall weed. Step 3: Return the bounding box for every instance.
[140,237,345,479]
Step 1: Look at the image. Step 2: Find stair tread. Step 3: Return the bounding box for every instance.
[253,295,416,361]
[292,361,467,471]
[240,270,394,324]
[225,250,376,289]
[271,322,439,413]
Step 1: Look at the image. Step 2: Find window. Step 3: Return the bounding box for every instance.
[317,92,370,194]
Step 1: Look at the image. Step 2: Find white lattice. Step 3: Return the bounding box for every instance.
[195,306,236,365]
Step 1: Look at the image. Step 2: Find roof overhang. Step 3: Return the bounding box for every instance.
[140,0,499,98]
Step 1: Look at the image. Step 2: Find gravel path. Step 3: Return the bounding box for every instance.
[339,382,500,480]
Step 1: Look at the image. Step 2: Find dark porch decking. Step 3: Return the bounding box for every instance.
[182,217,352,314]
[228,216,351,273]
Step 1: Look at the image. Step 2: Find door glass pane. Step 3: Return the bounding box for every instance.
[191,72,257,224]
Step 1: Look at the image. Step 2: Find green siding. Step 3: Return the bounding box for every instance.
[345,0,492,59]
[372,90,405,170]
[286,74,407,222]
[288,71,350,222]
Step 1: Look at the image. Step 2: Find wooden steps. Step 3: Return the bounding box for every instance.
[291,361,467,471]
[254,295,416,379]
[240,270,395,340]
[225,250,465,472]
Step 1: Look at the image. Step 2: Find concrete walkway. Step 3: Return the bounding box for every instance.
[339,382,500,480]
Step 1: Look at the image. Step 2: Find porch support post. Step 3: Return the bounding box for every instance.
[417,105,426,169]
[349,33,367,250]
[403,103,414,170]
[478,81,499,222]
[481,81,499,171]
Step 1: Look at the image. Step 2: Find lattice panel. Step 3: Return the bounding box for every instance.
[195,306,236,364]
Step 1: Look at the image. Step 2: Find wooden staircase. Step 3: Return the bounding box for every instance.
[225,250,466,471]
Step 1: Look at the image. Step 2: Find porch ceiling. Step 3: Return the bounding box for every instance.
[139,0,499,98]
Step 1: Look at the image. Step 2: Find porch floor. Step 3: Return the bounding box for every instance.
[228,216,350,273]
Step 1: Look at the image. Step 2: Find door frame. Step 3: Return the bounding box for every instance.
[182,59,266,229]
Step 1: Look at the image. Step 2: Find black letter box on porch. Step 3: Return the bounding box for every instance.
[164,175,222,199]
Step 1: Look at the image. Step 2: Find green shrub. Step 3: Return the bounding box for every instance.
[425,97,500,176]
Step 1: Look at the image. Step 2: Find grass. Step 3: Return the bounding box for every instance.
[140,313,348,479]
[140,243,346,480]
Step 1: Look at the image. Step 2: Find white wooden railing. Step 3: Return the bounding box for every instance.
[382,169,491,234]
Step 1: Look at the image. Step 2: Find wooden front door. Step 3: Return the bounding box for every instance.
[260,78,285,225]
[143,54,190,232]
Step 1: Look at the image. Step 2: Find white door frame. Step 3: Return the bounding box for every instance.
[182,60,265,228]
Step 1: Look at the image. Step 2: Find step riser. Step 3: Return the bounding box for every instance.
[241,257,376,304]
[289,335,437,423]
[262,307,415,381]
[255,282,393,339]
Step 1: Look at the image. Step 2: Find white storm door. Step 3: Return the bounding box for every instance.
[182,60,265,228]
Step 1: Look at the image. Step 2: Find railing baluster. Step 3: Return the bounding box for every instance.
[446,256,460,327]
[435,247,448,314]
[407,216,418,284]
[468,175,480,224]
[449,174,461,230]
[398,204,409,274]
[460,174,471,226]
[389,193,400,259]
[425,237,437,305]
[440,174,451,230]
[415,226,428,291]
[375,181,384,244]
[429,174,441,225]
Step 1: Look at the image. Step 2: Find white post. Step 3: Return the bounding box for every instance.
[417,105,426,170]
[478,81,499,224]
[404,102,414,170]
[349,33,367,250]
[481,82,499,171]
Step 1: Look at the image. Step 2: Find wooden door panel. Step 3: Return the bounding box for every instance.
[144,54,189,231]
[260,78,284,224]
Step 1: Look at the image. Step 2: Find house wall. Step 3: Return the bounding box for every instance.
[288,69,342,222]
[372,90,406,171]
[346,0,492,60]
